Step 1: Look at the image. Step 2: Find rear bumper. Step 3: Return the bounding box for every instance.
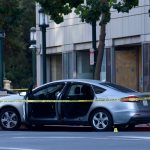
[128,113,150,125]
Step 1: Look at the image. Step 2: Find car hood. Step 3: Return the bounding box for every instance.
[0,94,25,101]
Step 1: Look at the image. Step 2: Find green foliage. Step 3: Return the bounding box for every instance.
[75,0,111,24]
[35,0,83,24]
[0,0,35,88]
[75,0,138,25]
[35,0,138,25]
[113,0,138,12]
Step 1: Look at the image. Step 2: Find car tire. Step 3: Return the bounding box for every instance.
[0,108,21,130]
[90,109,113,131]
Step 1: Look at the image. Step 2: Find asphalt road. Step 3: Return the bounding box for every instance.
[0,126,150,150]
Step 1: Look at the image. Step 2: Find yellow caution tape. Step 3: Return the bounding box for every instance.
[0,97,150,103]
[11,89,28,91]
[0,99,113,103]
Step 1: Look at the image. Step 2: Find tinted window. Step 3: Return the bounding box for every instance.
[100,82,137,93]
[93,85,106,94]
[62,83,94,100]
[32,83,65,100]
[67,84,83,96]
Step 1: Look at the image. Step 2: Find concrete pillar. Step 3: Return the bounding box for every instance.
[142,43,150,92]
[3,80,11,90]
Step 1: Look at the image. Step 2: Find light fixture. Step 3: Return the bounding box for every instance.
[30,27,36,45]
[38,8,49,27]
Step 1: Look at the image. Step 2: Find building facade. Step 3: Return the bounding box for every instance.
[36,0,150,92]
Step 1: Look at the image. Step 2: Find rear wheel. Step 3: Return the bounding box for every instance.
[0,108,21,130]
[90,109,113,131]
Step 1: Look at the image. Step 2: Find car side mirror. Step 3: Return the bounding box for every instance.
[19,92,27,96]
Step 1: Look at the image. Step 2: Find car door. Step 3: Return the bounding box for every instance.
[60,82,94,119]
[25,82,65,122]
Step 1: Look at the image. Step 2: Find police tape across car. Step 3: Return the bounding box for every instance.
[0,79,150,131]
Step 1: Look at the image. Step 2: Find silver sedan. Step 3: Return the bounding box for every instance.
[0,79,150,131]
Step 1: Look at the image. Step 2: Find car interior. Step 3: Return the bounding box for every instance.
[61,84,94,118]
[27,84,65,118]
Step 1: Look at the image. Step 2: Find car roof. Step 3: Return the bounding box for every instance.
[33,79,104,91]
[33,79,138,94]
[45,79,104,86]
[54,79,103,83]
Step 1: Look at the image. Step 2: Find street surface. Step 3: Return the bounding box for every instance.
[0,126,150,150]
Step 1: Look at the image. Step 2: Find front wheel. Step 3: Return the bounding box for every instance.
[0,108,21,130]
[90,109,113,131]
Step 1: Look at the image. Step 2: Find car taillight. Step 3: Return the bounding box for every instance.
[121,96,139,102]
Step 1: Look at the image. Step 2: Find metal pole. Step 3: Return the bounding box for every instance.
[41,27,47,84]
[0,31,5,88]
[92,20,97,78]
[32,48,36,85]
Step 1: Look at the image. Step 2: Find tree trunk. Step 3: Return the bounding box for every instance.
[94,14,106,80]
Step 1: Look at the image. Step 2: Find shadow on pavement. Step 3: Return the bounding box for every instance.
[1,125,150,132]
[20,125,95,132]
[20,125,150,132]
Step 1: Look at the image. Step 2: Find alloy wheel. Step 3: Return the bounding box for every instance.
[0,108,21,130]
[90,109,113,131]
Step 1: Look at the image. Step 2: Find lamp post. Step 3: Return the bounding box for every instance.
[30,27,37,85]
[38,8,49,84]
[0,31,5,88]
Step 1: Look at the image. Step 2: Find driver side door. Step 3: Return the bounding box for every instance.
[25,82,65,121]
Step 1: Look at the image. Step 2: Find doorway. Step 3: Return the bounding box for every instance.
[115,46,141,91]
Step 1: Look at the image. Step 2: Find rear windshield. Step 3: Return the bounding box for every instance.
[100,82,137,93]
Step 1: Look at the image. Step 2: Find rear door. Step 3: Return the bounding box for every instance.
[60,82,94,119]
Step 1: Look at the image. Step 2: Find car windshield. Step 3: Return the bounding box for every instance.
[100,82,138,93]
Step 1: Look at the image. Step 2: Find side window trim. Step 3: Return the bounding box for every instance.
[92,85,106,94]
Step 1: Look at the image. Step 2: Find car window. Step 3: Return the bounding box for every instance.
[33,83,65,99]
[100,82,137,93]
[64,83,94,100]
[92,85,106,94]
[67,84,83,96]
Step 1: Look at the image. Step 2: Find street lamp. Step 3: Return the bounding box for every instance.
[38,8,49,84]
[30,27,37,85]
[0,30,5,88]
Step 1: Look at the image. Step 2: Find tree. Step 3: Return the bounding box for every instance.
[35,0,138,80]
[0,0,35,88]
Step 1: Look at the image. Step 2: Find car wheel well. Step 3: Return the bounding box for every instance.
[89,107,114,124]
[0,106,20,117]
